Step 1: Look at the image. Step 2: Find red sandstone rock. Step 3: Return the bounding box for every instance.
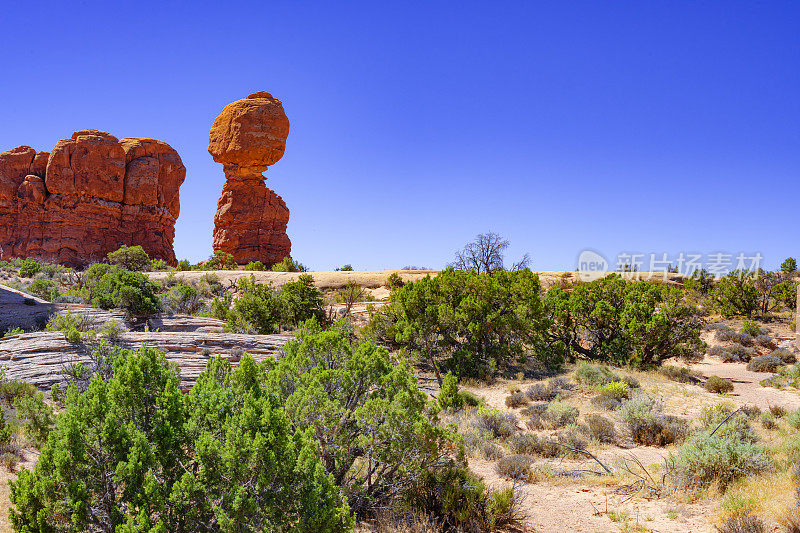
[0,131,185,266]
[209,92,292,265]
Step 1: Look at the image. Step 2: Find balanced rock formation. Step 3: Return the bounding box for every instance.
[209,91,291,265]
[0,130,185,266]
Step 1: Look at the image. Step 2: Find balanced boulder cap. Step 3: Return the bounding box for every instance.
[209,91,292,266]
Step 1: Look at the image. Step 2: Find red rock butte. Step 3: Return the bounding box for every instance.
[209,91,291,266]
[0,130,185,266]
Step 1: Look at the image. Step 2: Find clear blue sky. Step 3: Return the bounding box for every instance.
[1,1,797,271]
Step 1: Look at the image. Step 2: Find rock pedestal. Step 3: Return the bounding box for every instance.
[208,91,291,265]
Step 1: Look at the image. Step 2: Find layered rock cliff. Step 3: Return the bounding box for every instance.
[208,91,291,265]
[0,130,185,266]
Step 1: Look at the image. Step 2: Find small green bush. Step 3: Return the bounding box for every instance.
[699,405,757,443]
[787,408,800,430]
[544,400,579,428]
[46,312,94,333]
[2,327,24,338]
[63,328,81,344]
[244,261,265,271]
[335,264,354,271]
[705,376,734,394]
[25,278,59,301]
[18,259,41,278]
[672,432,770,489]
[438,372,464,411]
[204,250,238,270]
[271,256,307,272]
[386,272,404,289]
[161,283,204,315]
[14,392,54,447]
[91,268,160,316]
[741,321,761,338]
[106,245,151,271]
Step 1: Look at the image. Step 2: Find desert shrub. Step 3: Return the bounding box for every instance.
[545,275,704,367]
[712,272,760,318]
[335,264,354,271]
[265,322,454,515]
[17,259,40,278]
[25,278,59,301]
[717,514,766,533]
[722,344,754,363]
[769,405,788,418]
[90,267,160,317]
[660,365,701,383]
[271,256,308,272]
[175,259,192,271]
[585,414,616,443]
[505,391,528,408]
[706,376,734,394]
[210,276,282,334]
[521,403,549,430]
[204,250,238,270]
[760,413,778,430]
[376,268,552,379]
[403,465,519,531]
[100,320,124,342]
[557,425,588,456]
[526,383,556,401]
[733,332,755,347]
[196,273,224,298]
[63,328,81,343]
[573,363,619,386]
[754,334,775,348]
[459,390,483,408]
[150,259,167,271]
[438,372,464,411]
[787,409,800,430]
[244,260,265,271]
[161,283,204,315]
[496,454,533,480]
[544,400,579,428]
[386,272,404,289]
[474,407,518,439]
[715,327,737,341]
[591,381,630,410]
[772,348,797,365]
[705,322,728,331]
[0,368,36,405]
[741,321,761,337]
[507,433,540,455]
[699,405,757,443]
[106,244,151,271]
[621,375,640,389]
[13,392,54,447]
[619,395,688,446]
[480,441,506,460]
[9,345,352,531]
[3,327,24,338]
[747,355,783,373]
[279,274,325,327]
[672,432,770,490]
